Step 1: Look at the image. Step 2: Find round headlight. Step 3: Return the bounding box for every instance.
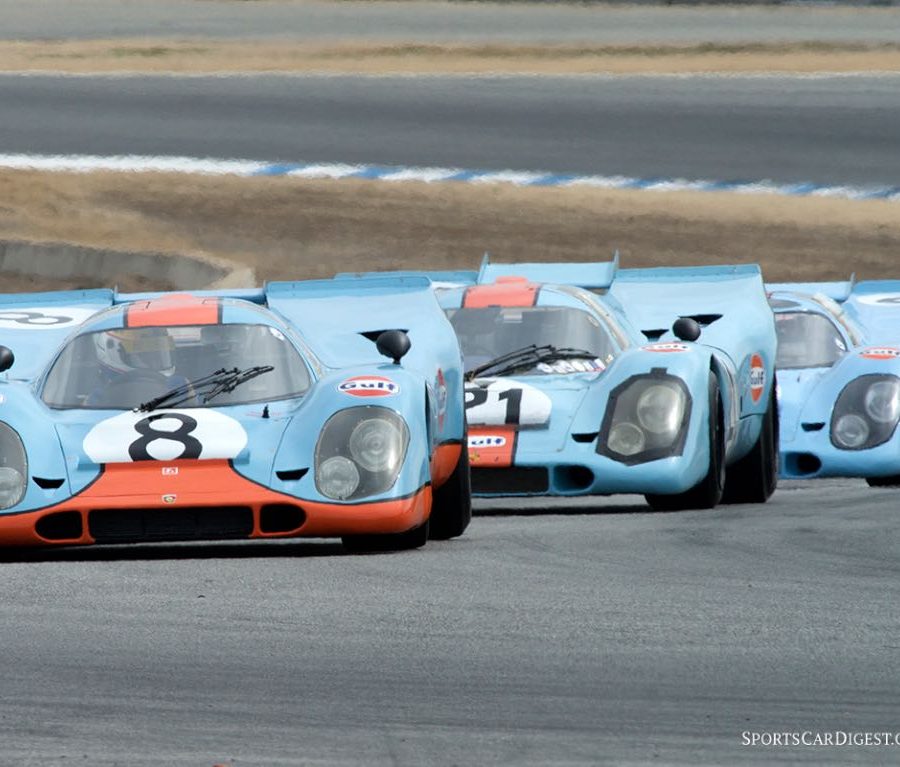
[864,380,900,424]
[318,456,360,500]
[349,418,404,473]
[636,384,684,435]
[0,466,25,509]
[833,413,870,449]
[608,422,646,456]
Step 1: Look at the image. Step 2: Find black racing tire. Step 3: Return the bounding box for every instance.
[721,379,779,505]
[341,520,429,554]
[428,445,472,540]
[866,475,900,488]
[645,372,725,512]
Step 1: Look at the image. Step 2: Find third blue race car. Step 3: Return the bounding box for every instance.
[768,278,900,486]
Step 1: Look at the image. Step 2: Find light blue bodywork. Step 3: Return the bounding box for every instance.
[0,277,464,518]
[769,279,900,481]
[343,257,777,501]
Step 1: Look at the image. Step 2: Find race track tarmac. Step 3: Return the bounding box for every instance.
[1,480,897,766]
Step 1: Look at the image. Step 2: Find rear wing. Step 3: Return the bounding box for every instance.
[609,265,775,365]
[0,289,113,381]
[766,276,856,303]
[475,252,619,290]
[265,276,460,373]
[843,280,900,345]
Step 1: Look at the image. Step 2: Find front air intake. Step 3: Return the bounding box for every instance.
[36,511,83,541]
[88,507,253,544]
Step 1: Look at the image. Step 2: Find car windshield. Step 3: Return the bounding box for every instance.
[42,323,312,409]
[446,305,616,375]
[775,311,848,369]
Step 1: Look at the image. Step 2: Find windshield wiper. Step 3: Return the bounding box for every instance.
[135,366,274,412]
[465,345,599,381]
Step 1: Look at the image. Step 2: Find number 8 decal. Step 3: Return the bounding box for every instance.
[83,409,248,464]
[129,414,203,461]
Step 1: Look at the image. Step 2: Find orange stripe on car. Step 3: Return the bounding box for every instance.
[430,441,462,488]
[467,426,517,468]
[463,277,539,308]
[0,460,430,547]
[126,294,220,327]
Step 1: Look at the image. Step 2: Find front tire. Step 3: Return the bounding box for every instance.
[866,475,900,488]
[341,520,429,554]
[428,446,472,540]
[645,372,725,512]
[721,380,779,504]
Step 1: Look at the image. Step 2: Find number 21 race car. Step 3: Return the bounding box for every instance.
[0,276,469,552]
[435,257,779,510]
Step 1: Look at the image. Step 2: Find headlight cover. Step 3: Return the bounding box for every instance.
[315,407,409,500]
[598,373,692,465]
[0,422,27,509]
[831,375,900,450]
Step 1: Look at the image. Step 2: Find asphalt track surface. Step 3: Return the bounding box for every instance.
[2,0,900,44]
[3,73,900,186]
[1,480,898,766]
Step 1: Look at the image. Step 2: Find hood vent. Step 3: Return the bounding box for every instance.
[33,477,65,490]
[276,468,309,482]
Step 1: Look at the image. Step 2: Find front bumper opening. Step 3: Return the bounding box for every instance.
[472,467,549,495]
[783,452,822,477]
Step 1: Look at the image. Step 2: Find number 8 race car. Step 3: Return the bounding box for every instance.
[0,276,469,553]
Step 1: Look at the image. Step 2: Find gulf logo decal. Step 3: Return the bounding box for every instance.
[644,343,690,353]
[860,347,900,361]
[468,434,507,449]
[338,376,400,397]
[750,353,766,404]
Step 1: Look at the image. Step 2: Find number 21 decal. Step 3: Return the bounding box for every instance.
[464,379,551,426]
[83,410,248,464]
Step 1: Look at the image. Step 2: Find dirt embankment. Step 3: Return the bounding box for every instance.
[2,40,900,75]
[2,170,898,290]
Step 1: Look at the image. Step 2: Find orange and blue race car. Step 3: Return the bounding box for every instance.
[0,277,468,552]
[342,257,779,511]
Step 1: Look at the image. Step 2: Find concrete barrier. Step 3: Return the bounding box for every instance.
[0,240,254,291]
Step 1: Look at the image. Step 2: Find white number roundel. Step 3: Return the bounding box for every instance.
[464,379,552,427]
[0,306,98,330]
[83,409,248,464]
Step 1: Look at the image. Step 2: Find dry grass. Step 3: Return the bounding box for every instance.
[2,40,900,74]
[2,169,900,290]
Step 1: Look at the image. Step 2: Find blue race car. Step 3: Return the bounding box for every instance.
[0,277,468,552]
[768,278,900,486]
[346,256,779,510]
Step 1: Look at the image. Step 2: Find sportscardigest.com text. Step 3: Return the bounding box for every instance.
[743,732,900,747]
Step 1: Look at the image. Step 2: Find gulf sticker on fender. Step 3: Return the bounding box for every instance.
[465,379,552,427]
[467,427,516,467]
[644,343,690,353]
[749,353,766,404]
[860,347,900,360]
[338,376,400,397]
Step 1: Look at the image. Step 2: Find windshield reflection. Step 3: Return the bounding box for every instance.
[43,323,311,409]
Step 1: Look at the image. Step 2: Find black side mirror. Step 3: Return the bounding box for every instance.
[672,317,701,342]
[0,346,13,373]
[376,330,411,365]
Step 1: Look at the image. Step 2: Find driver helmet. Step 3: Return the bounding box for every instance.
[95,327,176,375]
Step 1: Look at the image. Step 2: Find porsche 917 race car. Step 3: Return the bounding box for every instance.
[768,278,900,485]
[0,277,469,552]
[343,257,779,510]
